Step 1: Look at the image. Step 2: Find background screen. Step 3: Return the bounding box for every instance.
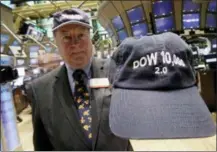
[45,46,52,53]
[117,29,128,42]
[183,0,200,12]
[183,13,200,29]
[16,59,25,66]
[1,34,10,45]
[153,1,173,17]
[112,15,124,30]
[26,24,45,42]
[11,40,20,46]
[212,38,217,49]
[155,16,175,33]
[131,23,148,38]
[127,6,145,24]
[206,13,216,28]
[208,0,216,12]
[106,27,113,36]
[30,58,38,65]
[1,46,4,53]
[29,45,40,58]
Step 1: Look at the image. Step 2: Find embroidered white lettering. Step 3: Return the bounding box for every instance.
[133,51,186,71]
[147,52,158,66]
[140,57,147,67]
[133,60,140,69]
[133,52,158,69]
[61,14,83,20]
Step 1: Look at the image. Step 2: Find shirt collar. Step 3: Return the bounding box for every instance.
[65,56,92,78]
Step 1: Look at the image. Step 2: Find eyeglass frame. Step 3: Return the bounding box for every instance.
[59,28,90,44]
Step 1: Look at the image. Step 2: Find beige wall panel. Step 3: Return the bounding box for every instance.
[141,1,153,33]
[97,8,116,40]
[141,1,152,22]
[0,4,16,32]
[174,0,182,31]
[201,3,209,28]
[98,1,119,39]
[98,14,117,41]
[100,1,119,20]
[97,1,109,26]
[98,5,114,31]
[97,1,109,14]
[121,1,142,10]
[97,14,107,28]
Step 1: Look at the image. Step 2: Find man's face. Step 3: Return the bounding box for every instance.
[54,24,92,69]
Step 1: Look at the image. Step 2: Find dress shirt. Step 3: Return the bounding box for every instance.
[65,57,92,94]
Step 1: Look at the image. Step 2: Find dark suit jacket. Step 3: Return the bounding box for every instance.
[27,57,132,151]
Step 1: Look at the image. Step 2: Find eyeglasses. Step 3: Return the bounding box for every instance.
[61,31,89,44]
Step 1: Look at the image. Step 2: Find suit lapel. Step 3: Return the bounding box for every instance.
[53,65,90,148]
[90,58,106,149]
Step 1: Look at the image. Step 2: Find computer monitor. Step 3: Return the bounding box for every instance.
[211,38,217,50]
[127,6,145,24]
[1,46,4,53]
[112,15,124,31]
[208,0,216,12]
[1,33,10,45]
[16,59,25,67]
[0,1,15,9]
[183,0,200,12]
[30,58,38,65]
[152,1,173,17]
[117,29,128,42]
[53,48,58,53]
[26,24,45,42]
[29,45,40,58]
[155,16,175,33]
[32,68,40,74]
[131,23,148,38]
[206,13,216,28]
[11,40,20,46]
[106,27,113,36]
[45,46,52,53]
[182,13,200,29]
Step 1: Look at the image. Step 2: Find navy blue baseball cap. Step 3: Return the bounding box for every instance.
[109,32,216,139]
[110,37,138,84]
[51,7,92,31]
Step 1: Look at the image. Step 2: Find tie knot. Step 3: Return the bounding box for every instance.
[73,69,87,82]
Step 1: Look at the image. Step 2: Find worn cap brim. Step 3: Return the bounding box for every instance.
[109,86,216,139]
[52,20,92,32]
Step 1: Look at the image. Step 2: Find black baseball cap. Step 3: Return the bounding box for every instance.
[51,7,92,31]
[109,32,216,139]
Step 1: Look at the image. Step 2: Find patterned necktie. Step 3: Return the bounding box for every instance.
[73,70,92,143]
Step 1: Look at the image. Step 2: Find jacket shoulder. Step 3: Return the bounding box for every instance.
[30,66,61,89]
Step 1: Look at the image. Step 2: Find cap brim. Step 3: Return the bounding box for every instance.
[52,20,92,31]
[109,86,216,139]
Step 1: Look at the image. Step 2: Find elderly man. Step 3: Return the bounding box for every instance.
[27,8,132,151]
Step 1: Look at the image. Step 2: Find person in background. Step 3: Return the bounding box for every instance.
[23,68,32,85]
[27,8,132,151]
[22,68,32,107]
